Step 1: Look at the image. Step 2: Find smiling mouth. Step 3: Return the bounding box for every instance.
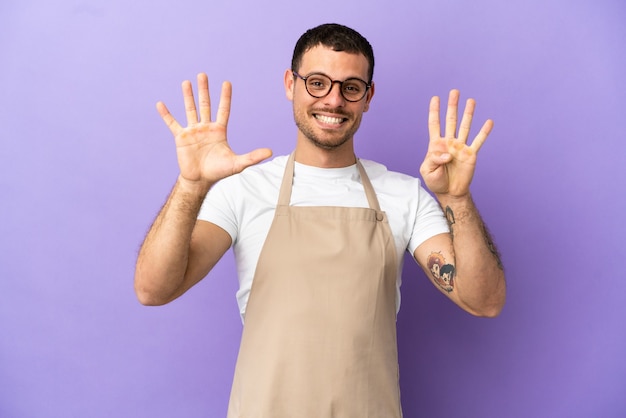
[314,114,347,125]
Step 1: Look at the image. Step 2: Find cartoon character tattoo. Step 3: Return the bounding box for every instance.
[427,252,455,293]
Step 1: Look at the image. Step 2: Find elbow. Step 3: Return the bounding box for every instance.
[470,301,505,318]
[135,287,168,306]
[134,272,174,307]
[462,299,504,318]
[477,272,506,318]
[462,277,506,318]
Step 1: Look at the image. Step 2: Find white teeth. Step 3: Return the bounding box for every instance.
[315,114,344,124]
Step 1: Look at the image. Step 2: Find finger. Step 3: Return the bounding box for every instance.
[215,81,232,127]
[419,151,451,177]
[470,119,494,152]
[428,96,441,140]
[445,89,460,139]
[457,98,475,144]
[232,148,273,174]
[156,101,182,136]
[197,73,211,123]
[182,80,198,126]
[427,151,452,167]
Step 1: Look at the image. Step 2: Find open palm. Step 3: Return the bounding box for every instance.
[157,73,272,185]
[420,89,493,198]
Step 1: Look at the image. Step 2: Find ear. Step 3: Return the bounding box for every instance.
[363,81,375,112]
[284,69,295,101]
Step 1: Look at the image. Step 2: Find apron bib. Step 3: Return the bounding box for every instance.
[227,153,402,418]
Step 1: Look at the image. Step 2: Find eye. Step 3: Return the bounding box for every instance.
[307,77,329,91]
[342,79,367,98]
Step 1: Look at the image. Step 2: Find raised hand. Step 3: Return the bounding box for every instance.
[419,89,493,198]
[157,73,272,186]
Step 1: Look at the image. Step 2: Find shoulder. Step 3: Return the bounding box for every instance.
[200,155,288,236]
[359,158,423,193]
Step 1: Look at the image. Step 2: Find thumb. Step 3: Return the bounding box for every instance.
[432,152,452,164]
[232,148,273,174]
[421,152,451,173]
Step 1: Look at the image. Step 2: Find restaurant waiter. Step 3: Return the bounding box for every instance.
[134,23,506,417]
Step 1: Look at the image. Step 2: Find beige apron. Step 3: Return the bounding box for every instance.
[227,152,402,418]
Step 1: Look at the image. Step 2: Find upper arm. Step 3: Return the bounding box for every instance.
[414,232,494,315]
[413,232,463,305]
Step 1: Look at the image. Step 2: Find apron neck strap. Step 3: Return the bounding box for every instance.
[278,152,383,212]
[356,158,383,212]
[277,152,296,206]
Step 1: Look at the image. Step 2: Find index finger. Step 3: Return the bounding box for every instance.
[428,95,442,140]
[215,81,232,127]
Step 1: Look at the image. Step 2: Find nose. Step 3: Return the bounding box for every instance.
[323,81,346,106]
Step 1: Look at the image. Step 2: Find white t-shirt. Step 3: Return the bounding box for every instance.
[198,155,449,320]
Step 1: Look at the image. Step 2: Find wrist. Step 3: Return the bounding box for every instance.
[435,192,473,208]
[176,175,214,197]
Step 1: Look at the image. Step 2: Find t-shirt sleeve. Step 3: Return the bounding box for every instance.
[197,179,238,242]
[406,184,450,255]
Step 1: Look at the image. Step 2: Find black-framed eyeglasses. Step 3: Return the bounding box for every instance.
[292,71,371,102]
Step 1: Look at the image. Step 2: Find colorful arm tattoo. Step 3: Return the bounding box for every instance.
[427,252,455,293]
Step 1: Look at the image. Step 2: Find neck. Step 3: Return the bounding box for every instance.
[294,136,357,168]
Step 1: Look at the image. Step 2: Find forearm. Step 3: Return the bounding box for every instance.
[437,194,506,317]
[134,177,213,305]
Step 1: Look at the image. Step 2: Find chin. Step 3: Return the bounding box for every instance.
[309,134,351,151]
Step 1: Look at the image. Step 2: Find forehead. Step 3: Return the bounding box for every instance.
[299,45,369,80]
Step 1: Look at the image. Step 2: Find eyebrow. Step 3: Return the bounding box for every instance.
[301,71,369,82]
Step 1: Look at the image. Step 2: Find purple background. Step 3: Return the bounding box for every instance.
[1,0,625,416]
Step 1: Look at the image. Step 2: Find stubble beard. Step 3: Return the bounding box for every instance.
[293,107,362,151]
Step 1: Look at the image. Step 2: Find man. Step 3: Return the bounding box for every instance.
[135,23,505,417]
